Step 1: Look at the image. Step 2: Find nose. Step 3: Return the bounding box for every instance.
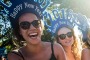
[65,35,69,39]
[29,24,36,29]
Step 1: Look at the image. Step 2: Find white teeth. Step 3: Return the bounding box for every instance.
[29,32,38,38]
[30,33,37,35]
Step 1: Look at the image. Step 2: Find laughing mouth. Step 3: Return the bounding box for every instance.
[29,33,38,38]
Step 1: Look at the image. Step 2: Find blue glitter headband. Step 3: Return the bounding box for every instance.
[43,9,76,36]
[43,8,90,40]
[0,0,51,28]
[72,13,90,40]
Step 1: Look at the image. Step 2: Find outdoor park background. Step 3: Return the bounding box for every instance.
[0,0,90,57]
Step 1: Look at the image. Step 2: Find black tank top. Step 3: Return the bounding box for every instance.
[50,43,57,60]
[11,43,56,60]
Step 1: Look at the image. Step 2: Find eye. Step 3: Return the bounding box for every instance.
[58,34,66,40]
[67,32,73,37]
[20,21,30,29]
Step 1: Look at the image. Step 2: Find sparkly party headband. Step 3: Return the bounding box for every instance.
[43,8,90,40]
[0,0,51,28]
[72,13,90,40]
[43,9,76,36]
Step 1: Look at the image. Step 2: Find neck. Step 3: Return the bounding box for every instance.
[63,46,72,53]
[63,46,75,60]
[25,42,45,54]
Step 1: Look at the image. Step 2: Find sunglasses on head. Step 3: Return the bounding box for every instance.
[19,20,41,30]
[58,32,73,40]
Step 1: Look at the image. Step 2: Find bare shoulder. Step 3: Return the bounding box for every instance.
[7,50,22,60]
[53,43,66,60]
[44,42,64,53]
[81,48,90,60]
[44,42,63,50]
[82,48,90,54]
[53,42,64,51]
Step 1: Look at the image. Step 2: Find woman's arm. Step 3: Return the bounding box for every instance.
[81,48,90,60]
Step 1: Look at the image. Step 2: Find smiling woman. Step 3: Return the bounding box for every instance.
[53,10,82,60]
[55,26,82,60]
[44,9,83,60]
[7,0,67,60]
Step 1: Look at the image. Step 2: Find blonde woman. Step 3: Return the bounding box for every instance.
[55,26,82,60]
[43,9,83,60]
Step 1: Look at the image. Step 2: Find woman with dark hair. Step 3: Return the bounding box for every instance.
[7,0,66,60]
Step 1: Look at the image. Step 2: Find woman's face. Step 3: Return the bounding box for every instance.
[19,13,42,45]
[57,27,74,47]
